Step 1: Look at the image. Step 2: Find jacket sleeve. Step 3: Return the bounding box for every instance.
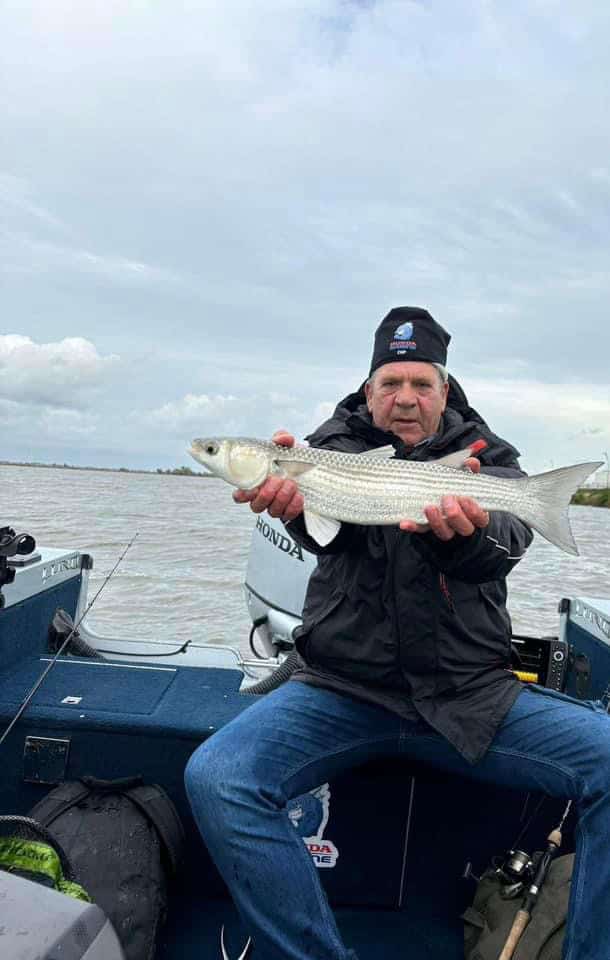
[410,463,534,583]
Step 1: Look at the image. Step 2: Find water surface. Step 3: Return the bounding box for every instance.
[2,464,609,645]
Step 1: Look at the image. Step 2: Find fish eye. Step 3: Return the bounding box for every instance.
[204,441,219,455]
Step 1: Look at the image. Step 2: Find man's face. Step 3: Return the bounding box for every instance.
[365,361,448,446]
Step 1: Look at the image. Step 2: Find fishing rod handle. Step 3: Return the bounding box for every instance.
[498,908,530,960]
[529,830,562,893]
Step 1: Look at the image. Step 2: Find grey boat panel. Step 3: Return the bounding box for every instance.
[568,596,610,647]
[1,547,87,610]
[0,870,124,959]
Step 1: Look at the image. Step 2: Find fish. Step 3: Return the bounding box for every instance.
[189,436,603,556]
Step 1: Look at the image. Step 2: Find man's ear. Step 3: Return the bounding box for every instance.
[364,379,372,412]
[441,380,449,411]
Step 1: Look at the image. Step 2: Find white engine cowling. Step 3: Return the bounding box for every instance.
[244,514,316,657]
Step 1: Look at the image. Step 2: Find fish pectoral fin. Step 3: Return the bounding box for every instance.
[360,444,396,459]
[435,440,488,469]
[279,461,317,478]
[304,509,341,546]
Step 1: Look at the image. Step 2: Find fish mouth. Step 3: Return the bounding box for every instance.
[188,443,213,473]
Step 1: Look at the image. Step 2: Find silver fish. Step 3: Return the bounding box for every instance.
[189,436,602,556]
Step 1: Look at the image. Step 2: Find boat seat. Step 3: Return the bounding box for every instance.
[0,654,249,738]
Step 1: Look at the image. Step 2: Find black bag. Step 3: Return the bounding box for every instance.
[463,854,573,960]
[29,776,185,960]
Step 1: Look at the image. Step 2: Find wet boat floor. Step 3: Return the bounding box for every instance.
[158,891,463,959]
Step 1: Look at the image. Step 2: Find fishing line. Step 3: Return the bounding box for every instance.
[0,532,138,749]
[510,793,548,854]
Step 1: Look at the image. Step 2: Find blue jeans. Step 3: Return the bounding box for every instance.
[185,681,610,960]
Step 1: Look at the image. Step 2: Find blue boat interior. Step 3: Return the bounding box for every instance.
[2,555,607,959]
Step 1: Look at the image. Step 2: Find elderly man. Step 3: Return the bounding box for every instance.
[185,307,610,960]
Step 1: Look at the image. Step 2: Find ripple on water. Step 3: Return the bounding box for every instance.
[3,465,609,646]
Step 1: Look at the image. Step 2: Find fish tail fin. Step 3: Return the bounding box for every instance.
[523,461,603,555]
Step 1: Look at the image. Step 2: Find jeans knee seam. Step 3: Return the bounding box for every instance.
[406,735,584,793]
[486,745,583,792]
[280,734,399,788]
[563,824,587,960]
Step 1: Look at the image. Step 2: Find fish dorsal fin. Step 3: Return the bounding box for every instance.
[435,440,488,469]
[304,509,341,546]
[360,444,396,459]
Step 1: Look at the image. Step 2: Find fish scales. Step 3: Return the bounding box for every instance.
[189,436,603,555]
[292,457,528,525]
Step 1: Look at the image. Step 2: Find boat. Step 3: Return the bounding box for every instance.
[1,516,609,959]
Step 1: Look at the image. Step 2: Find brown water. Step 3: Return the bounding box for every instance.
[2,464,609,644]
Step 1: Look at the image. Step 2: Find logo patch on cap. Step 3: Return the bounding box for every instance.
[394,322,413,340]
[390,321,416,354]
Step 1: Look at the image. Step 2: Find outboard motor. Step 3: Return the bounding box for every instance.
[244,515,315,659]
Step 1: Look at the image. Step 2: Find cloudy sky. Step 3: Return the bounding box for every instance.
[2,0,609,475]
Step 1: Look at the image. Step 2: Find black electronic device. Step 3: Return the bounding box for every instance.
[0,527,37,608]
[510,634,568,692]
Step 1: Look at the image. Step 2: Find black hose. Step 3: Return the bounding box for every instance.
[49,608,104,659]
[249,617,269,659]
[241,648,300,695]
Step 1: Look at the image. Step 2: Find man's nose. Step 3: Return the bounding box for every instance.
[394,383,416,406]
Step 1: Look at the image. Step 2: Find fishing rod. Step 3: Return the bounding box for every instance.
[498,799,573,960]
[0,532,138,749]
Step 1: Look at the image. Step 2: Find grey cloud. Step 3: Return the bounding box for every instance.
[2,1,610,467]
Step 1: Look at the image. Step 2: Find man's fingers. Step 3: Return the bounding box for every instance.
[232,487,259,504]
[247,476,286,513]
[423,504,460,540]
[267,484,303,520]
[234,476,303,520]
[463,457,481,474]
[272,430,295,447]
[459,497,490,528]
[399,519,429,534]
[400,498,489,540]
[282,492,305,521]
[438,496,476,537]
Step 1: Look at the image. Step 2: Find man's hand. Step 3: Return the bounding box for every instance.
[399,458,490,540]
[232,430,305,522]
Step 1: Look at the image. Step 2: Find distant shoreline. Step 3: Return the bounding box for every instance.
[0,460,212,478]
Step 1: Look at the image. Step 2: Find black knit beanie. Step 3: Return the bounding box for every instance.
[369,307,451,376]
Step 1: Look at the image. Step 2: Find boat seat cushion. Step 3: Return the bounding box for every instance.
[0,657,250,736]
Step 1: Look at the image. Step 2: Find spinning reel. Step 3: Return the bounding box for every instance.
[492,847,542,899]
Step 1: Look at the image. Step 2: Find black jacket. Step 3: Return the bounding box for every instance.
[287,377,533,763]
